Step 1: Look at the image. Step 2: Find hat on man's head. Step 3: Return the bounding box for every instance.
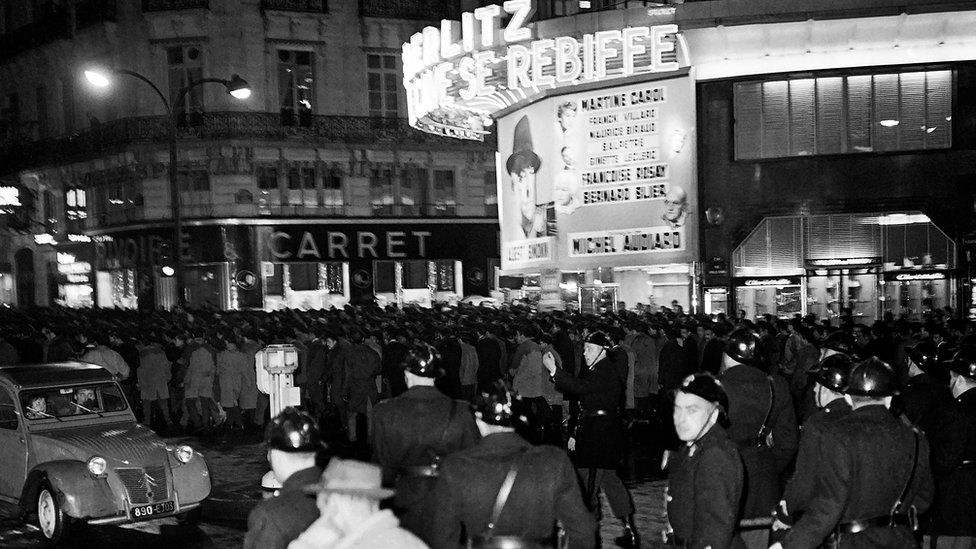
[265,407,327,453]
[400,344,445,379]
[677,373,729,414]
[505,115,541,176]
[303,459,394,500]
[583,331,612,349]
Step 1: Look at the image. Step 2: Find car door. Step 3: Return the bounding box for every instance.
[0,384,28,499]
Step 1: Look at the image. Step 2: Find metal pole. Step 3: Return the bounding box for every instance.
[168,110,184,310]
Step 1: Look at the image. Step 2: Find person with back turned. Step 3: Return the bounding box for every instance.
[370,344,480,545]
[244,408,329,549]
[772,358,934,549]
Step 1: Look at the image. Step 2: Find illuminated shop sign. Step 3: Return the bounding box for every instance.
[705,287,728,294]
[739,277,801,287]
[0,187,20,207]
[402,0,684,140]
[806,257,881,267]
[887,272,947,282]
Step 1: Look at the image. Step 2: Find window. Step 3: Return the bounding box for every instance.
[484,171,497,217]
[278,50,314,127]
[367,53,398,118]
[43,190,55,226]
[734,70,952,160]
[433,260,455,292]
[61,77,75,134]
[235,189,254,204]
[322,171,343,208]
[432,169,456,216]
[399,167,428,215]
[168,45,204,127]
[322,263,343,294]
[0,388,18,430]
[287,167,315,190]
[288,263,318,291]
[35,86,48,138]
[401,260,429,289]
[178,170,210,192]
[257,166,279,190]
[374,260,396,293]
[65,188,87,220]
[369,168,394,215]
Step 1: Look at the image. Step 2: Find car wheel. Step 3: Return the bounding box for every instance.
[36,484,68,544]
[176,507,202,526]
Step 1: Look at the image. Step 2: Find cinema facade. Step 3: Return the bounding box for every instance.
[407,0,976,319]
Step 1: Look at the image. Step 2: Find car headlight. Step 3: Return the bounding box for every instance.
[175,445,194,463]
[87,456,107,476]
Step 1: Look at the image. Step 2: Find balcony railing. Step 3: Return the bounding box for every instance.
[0,112,493,176]
[261,0,327,13]
[359,0,455,20]
[142,0,210,12]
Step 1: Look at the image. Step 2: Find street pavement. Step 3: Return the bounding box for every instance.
[1,426,671,548]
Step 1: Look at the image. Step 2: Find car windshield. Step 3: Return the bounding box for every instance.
[20,383,128,420]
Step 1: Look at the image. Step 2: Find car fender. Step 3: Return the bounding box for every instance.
[21,461,117,520]
[169,450,212,506]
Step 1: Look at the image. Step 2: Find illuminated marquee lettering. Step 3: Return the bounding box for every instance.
[402,0,684,140]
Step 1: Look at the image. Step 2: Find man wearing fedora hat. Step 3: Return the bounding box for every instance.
[370,344,479,545]
[507,115,555,239]
[289,459,427,549]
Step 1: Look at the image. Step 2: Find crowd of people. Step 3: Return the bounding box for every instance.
[0,302,974,548]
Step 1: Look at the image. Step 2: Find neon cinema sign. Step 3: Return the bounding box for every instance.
[402,0,684,140]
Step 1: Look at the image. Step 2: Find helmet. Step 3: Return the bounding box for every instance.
[677,373,729,414]
[401,344,445,379]
[846,358,898,397]
[472,381,528,428]
[811,354,854,392]
[950,346,976,380]
[724,329,763,368]
[822,331,854,356]
[583,331,612,349]
[906,340,938,372]
[265,407,326,452]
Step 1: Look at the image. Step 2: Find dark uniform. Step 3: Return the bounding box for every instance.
[667,425,746,549]
[666,373,745,549]
[781,360,934,549]
[243,467,323,549]
[429,383,595,549]
[371,385,480,542]
[244,408,326,549]
[552,354,624,471]
[927,348,976,542]
[371,344,481,545]
[894,342,952,437]
[781,354,854,526]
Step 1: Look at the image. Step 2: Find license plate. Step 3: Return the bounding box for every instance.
[131,501,175,519]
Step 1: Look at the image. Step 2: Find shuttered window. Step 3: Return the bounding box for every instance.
[734,70,952,160]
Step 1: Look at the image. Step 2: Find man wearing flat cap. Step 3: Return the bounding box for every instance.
[665,373,745,549]
[289,459,427,549]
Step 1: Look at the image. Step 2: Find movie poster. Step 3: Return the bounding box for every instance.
[498,74,697,272]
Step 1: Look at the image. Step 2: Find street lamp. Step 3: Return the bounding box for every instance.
[84,67,251,310]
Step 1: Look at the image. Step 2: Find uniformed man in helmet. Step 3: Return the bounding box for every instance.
[244,407,328,549]
[544,331,638,548]
[719,328,798,549]
[775,354,854,537]
[893,340,952,436]
[665,373,745,548]
[429,381,595,549]
[370,343,480,545]
[772,358,934,549]
[926,346,976,547]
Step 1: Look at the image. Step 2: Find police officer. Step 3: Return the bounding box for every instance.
[665,373,745,549]
[893,340,952,436]
[719,328,798,549]
[775,354,854,535]
[544,331,638,548]
[244,407,328,549]
[429,381,595,549]
[927,346,976,547]
[370,344,480,545]
[772,358,934,549]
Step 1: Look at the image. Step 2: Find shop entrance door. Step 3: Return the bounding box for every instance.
[807,271,879,323]
[579,284,619,314]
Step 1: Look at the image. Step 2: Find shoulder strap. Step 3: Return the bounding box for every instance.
[483,449,528,538]
[891,430,921,516]
[431,399,458,467]
[757,376,776,441]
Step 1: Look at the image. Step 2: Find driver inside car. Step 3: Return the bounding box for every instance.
[72,388,99,412]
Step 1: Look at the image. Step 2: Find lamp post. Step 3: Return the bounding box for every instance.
[84,68,250,309]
